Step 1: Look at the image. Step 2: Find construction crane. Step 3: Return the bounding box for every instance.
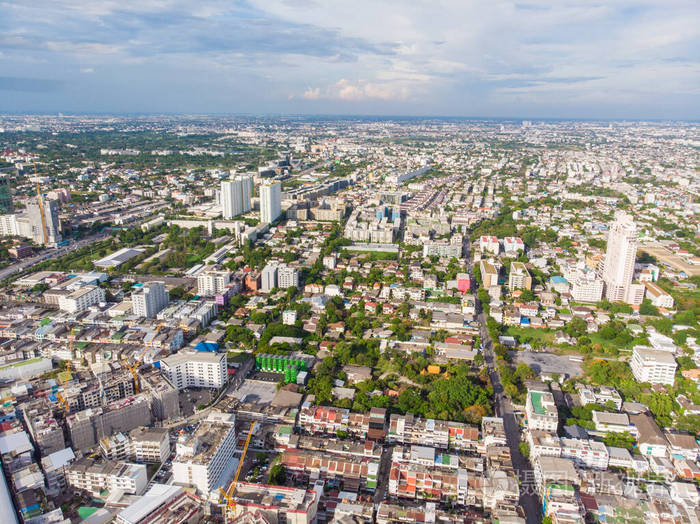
[55,391,70,414]
[32,161,49,246]
[123,323,164,394]
[219,421,258,523]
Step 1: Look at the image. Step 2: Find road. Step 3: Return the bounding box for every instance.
[0,232,111,281]
[468,237,541,524]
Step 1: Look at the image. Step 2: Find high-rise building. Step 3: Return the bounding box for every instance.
[26,198,61,246]
[221,176,252,219]
[0,175,13,215]
[261,262,278,292]
[260,181,281,224]
[277,265,299,289]
[602,212,637,303]
[197,270,231,296]
[132,282,169,318]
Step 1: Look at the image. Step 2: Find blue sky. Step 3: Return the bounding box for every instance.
[1,0,698,118]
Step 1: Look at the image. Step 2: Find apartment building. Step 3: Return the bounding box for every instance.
[172,411,237,494]
[386,413,479,452]
[197,270,231,297]
[389,461,470,505]
[602,211,638,303]
[591,412,637,436]
[526,390,558,432]
[502,237,524,255]
[479,260,499,289]
[630,347,677,385]
[260,181,282,224]
[58,285,105,314]
[508,262,532,291]
[278,265,300,289]
[479,236,499,254]
[422,242,461,259]
[297,405,370,438]
[132,281,169,318]
[160,351,226,390]
[261,262,278,292]
[66,457,147,496]
[116,484,204,524]
[230,483,320,524]
[570,274,604,303]
[577,384,623,409]
[281,449,380,490]
[41,448,76,497]
[560,438,609,469]
[101,428,170,464]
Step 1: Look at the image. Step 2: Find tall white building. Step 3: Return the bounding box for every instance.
[261,262,278,292]
[132,282,169,318]
[260,181,281,224]
[602,212,638,303]
[172,411,237,495]
[278,265,299,289]
[58,285,106,314]
[221,176,252,219]
[197,270,230,296]
[630,347,677,385]
[160,351,227,390]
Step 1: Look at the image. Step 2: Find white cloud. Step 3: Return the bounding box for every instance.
[301,87,321,100]
[300,79,411,102]
[80,67,94,73]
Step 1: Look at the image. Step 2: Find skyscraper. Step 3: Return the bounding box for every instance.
[602,211,638,303]
[260,181,281,224]
[220,176,252,219]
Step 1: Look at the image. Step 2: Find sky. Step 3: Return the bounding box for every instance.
[0,0,698,119]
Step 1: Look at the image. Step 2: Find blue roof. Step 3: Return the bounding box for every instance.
[194,342,219,352]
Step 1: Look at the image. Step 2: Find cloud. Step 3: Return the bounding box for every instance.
[301,79,411,102]
[80,68,94,73]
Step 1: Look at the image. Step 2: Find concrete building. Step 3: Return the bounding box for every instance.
[26,198,61,246]
[630,347,677,385]
[480,260,499,289]
[260,181,281,224]
[101,428,170,464]
[261,262,278,292]
[221,176,252,219]
[160,351,227,390]
[116,484,203,524]
[644,282,674,309]
[66,457,147,496]
[132,281,169,318]
[602,211,638,303]
[0,175,13,214]
[570,274,604,303]
[172,411,237,495]
[197,270,231,296]
[230,483,320,524]
[508,262,532,291]
[278,265,300,289]
[422,242,461,258]
[41,448,76,497]
[526,390,558,432]
[58,285,105,314]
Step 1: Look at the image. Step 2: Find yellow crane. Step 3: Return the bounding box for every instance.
[55,391,70,413]
[219,421,258,521]
[32,161,49,246]
[124,323,164,393]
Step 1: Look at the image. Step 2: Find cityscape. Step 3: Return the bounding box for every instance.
[0,2,699,524]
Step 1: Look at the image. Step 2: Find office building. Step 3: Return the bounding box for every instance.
[508,262,532,291]
[602,212,638,303]
[160,351,227,390]
[260,181,281,224]
[172,411,237,494]
[630,347,677,385]
[197,270,231,296]
[221,176,252,219]
[27,198,61,246]
[132,281,169,318]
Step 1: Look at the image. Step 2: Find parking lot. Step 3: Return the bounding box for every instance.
[512,351,583,378]
[229,379,278,405]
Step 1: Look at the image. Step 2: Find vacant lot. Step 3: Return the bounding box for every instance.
[513,350,584,378]
[639,246,700,277]
[229,379,278,405]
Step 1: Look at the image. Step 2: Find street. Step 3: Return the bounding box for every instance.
[468,236,541,524]
[0,232,111,281]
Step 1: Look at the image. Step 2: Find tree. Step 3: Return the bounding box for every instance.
[565,316,587,338]
[268,464,286,485]
[639,299,659,316]
[518,441,530,459]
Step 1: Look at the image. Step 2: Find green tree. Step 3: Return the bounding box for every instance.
[268,464,286,485]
